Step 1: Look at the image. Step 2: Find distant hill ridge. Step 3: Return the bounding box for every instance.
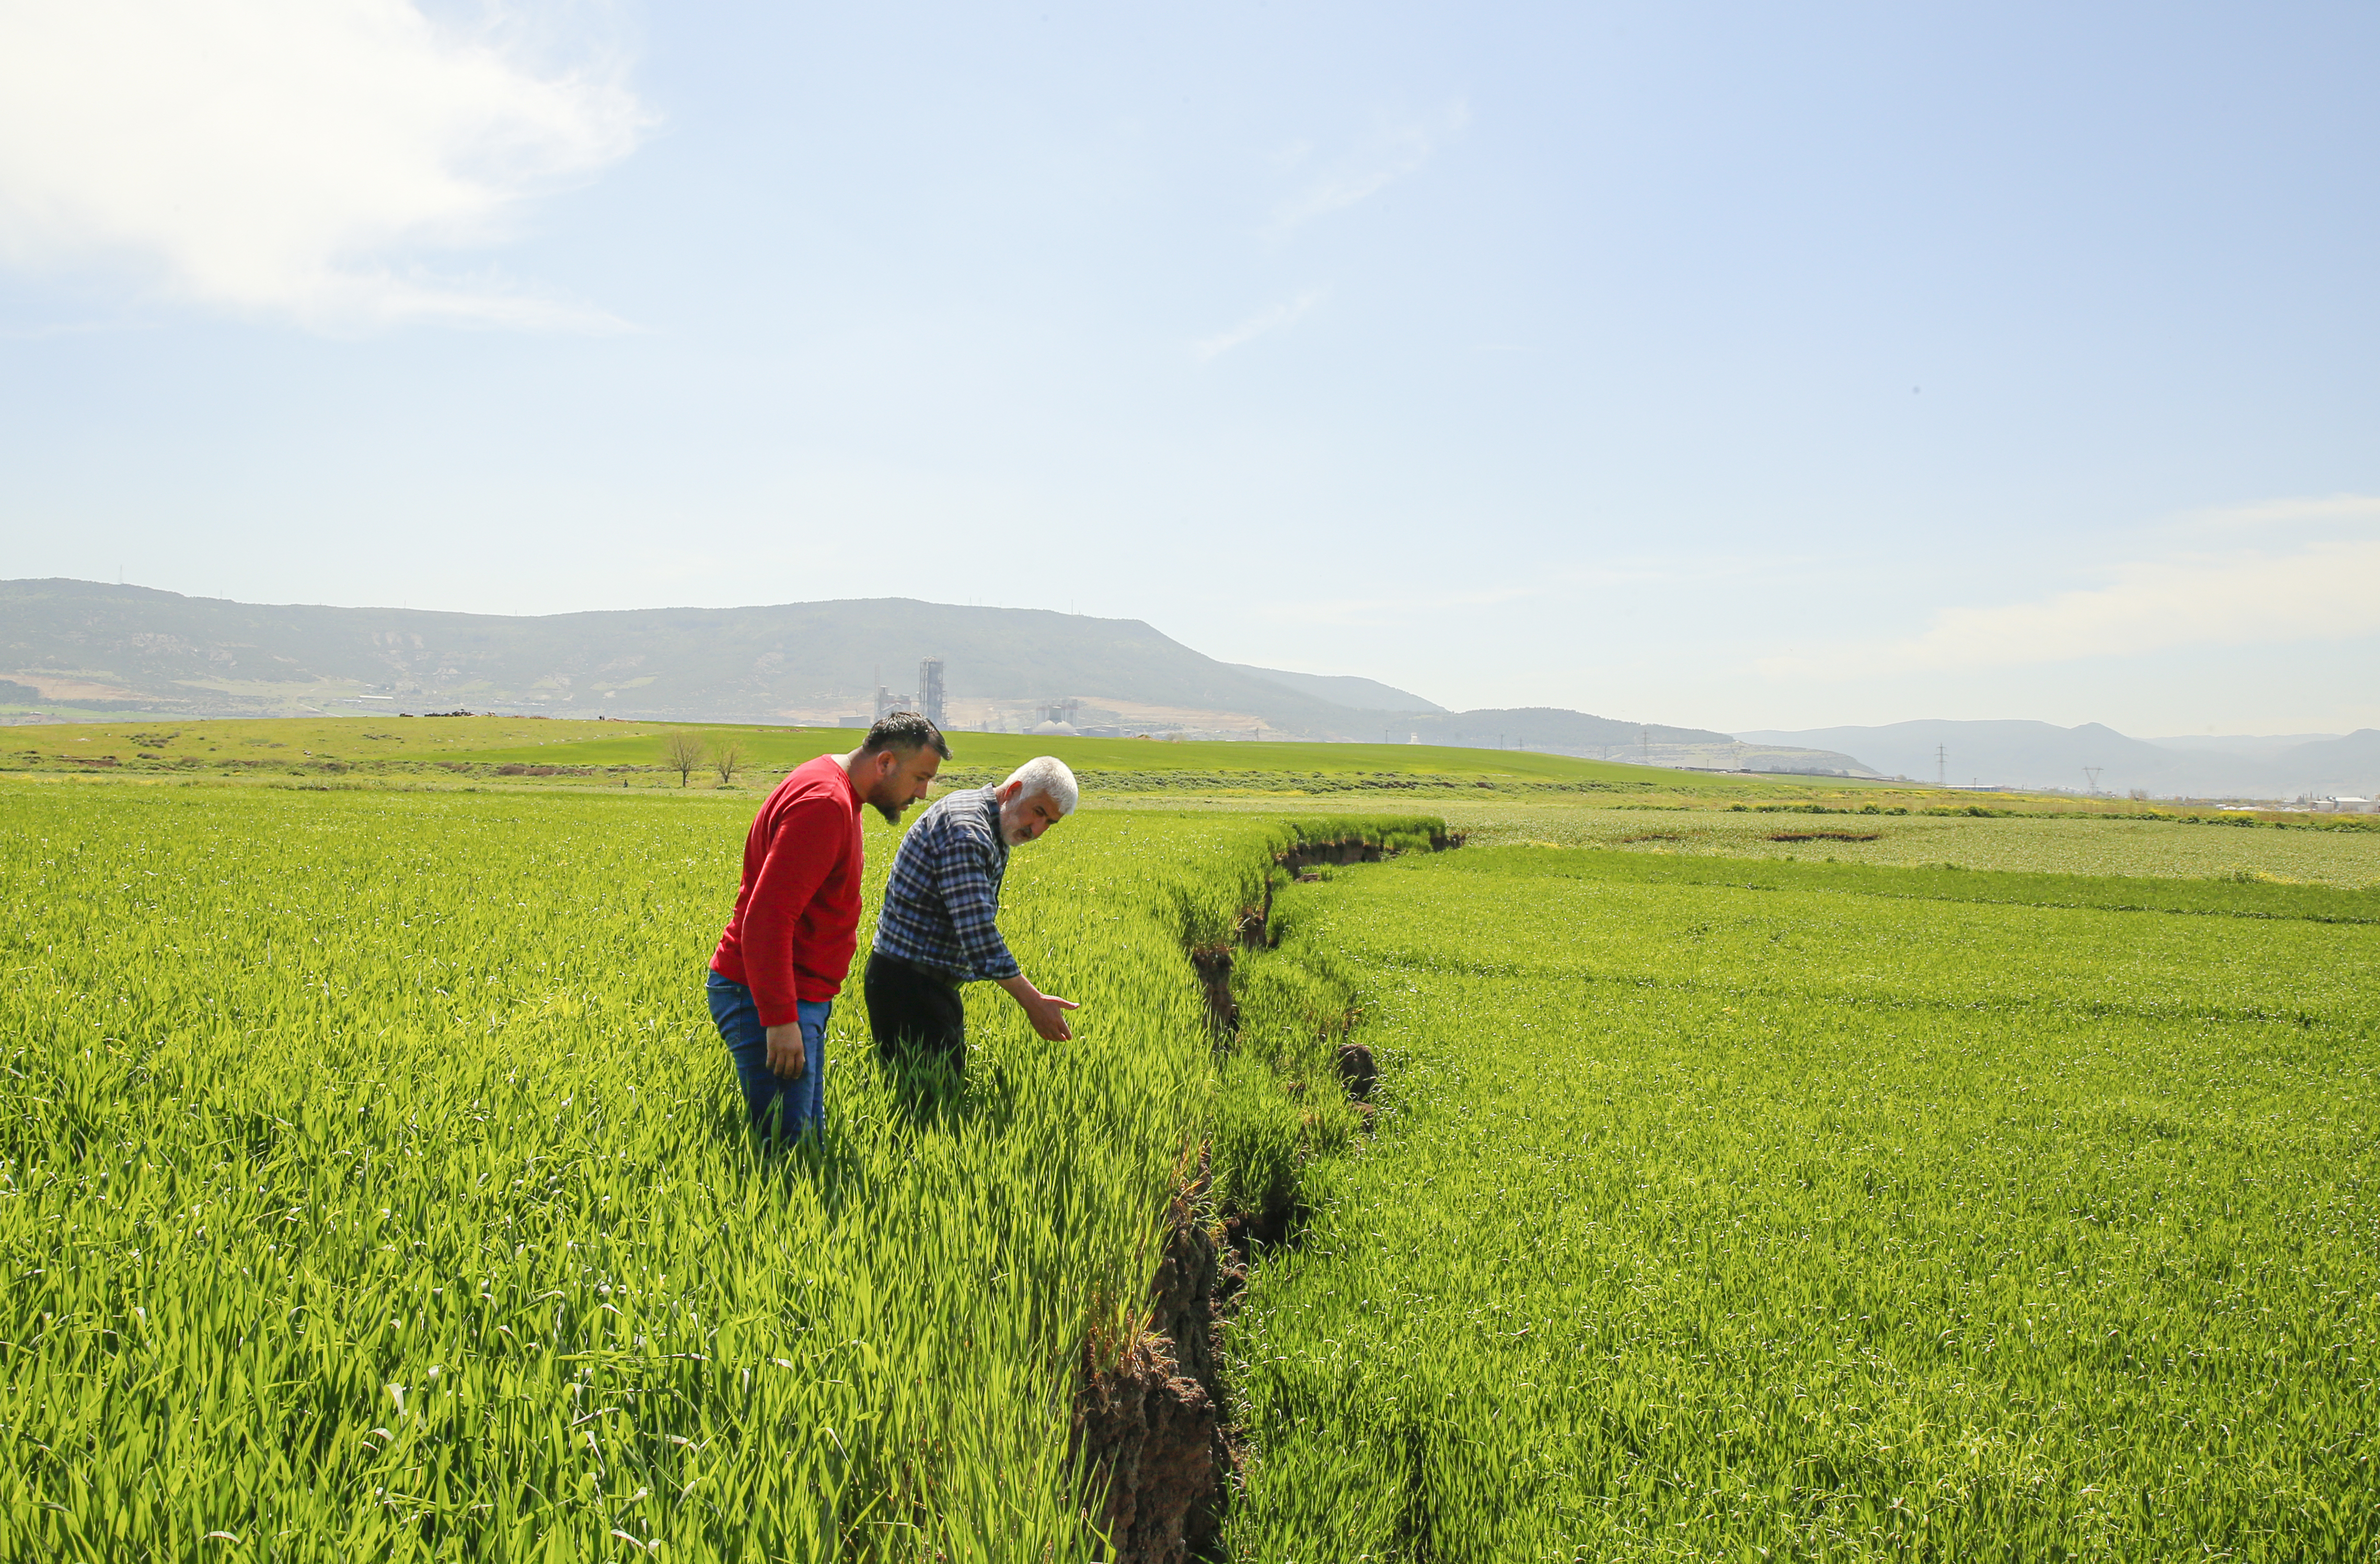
[3,581,1779,762]
[1227,663,1446,713]
[1741,719,2380,800]
[0,579,1371,733]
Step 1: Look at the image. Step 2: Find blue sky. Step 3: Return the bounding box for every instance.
[3,2,2376,735]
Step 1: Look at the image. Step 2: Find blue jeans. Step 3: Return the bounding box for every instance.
[708,970,829,1140]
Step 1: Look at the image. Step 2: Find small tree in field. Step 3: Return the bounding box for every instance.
[711,740,747,787]
[662,731,706,787]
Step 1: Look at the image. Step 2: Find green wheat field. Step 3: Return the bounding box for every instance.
[3,731,2375,1560]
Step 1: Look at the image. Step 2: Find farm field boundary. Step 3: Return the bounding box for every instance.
[23,719,2364,837]
[1,717,1736,785]
[1413,798,2380,887]
[1438,844,2380,923]
[1,715,1913,799]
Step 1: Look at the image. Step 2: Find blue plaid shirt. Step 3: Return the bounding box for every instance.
[873,786,1020,982]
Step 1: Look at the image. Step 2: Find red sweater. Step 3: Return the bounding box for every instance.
[710,755,865,1025]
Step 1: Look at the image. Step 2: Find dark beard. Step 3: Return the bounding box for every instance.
[871,798,907,825]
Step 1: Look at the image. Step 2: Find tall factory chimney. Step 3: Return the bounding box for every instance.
[917,658,946,731]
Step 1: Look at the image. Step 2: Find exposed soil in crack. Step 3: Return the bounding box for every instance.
[1071,827,1457,1561]
[1072,1193,1233,1562]
[1334,1039,1378,1102]
[1188,947,1239,1036]
[1187,831,1462,1040]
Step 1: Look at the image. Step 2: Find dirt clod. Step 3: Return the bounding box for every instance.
[1335,1041,1378,1101]
[1189,947,1238,1036]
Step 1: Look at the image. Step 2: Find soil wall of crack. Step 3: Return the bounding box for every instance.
[1188,829,1460,1040]
[1071,827,1451,1563]
[1071,1198,1232,1562]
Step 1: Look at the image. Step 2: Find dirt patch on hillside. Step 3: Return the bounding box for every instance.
[4,672,144,702]
[1766,830,1882,843]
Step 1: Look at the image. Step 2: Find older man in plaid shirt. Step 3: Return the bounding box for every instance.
[865,755,1080,1069]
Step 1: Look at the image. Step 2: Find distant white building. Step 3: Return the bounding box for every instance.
[2313,796,2375,813]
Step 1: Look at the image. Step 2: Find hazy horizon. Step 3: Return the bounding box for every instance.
[16,571,2379,744]
[4,3,2376,737]
[17,575,2374,755]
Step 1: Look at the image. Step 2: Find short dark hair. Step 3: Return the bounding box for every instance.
[859,710,950,761]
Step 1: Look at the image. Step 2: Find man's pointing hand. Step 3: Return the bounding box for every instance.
[1023,991,1079,1042]
[997,974,1080,1042]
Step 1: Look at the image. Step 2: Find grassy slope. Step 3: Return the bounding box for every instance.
[0,714,673,763]
[1224,848,2380,1558]
[0,715,1845,790]
[448,730,1704,785]
[21,722,2367,842]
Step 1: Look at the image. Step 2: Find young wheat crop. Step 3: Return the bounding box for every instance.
[0,781,1434,1559]
[1226,845,2380,1559]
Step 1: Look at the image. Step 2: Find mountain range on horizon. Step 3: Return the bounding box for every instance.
[0,578,1358,735]
[1741,720,2380,801]
[1223,663,1446,714]
[3,578,1865,769]
[6,579,2364,798]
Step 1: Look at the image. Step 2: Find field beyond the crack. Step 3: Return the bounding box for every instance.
[0,781,1430,1560]
[1226,845,2380,1558]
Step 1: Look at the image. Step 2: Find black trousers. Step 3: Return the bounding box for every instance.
[864,951,966,1064]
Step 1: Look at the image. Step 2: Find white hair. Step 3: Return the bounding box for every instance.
[1003,755,1079,814]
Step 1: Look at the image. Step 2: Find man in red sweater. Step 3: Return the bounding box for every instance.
[708,711,948,1138]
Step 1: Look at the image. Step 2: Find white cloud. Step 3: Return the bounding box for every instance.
[1191,287,1326,362]
[1271,100,1468,233]
[0,0,651,329]
[1765,512,2380,677]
